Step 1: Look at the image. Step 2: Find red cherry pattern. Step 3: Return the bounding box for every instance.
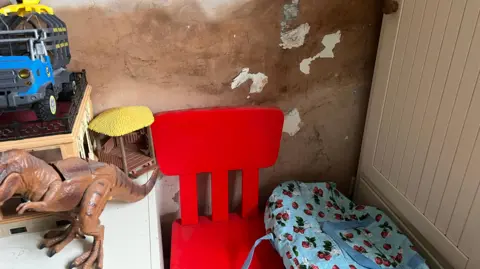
[313,186,324,197]
[285,233,293,241]
[267,183,427,269]
[283,189,293,198]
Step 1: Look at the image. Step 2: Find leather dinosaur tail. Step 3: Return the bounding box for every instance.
[113,167,160,203]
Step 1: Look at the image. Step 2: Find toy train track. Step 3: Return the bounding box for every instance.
[0,70,88,142]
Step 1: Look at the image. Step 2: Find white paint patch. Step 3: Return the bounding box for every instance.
[299,52,321,75]
[279,23,310,49]
[283,108,302,136]
[299,30,341,74]
[319,30,342,58]
[231,68,268,94]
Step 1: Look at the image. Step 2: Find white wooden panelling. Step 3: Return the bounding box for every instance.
[418,0,480,218]
[446,113,480,245]
[407,0,468,210]
[390,0,440,193]
[466,258,480,269]
[433,15,480,234]
[373,0,416,174]
[458,169,480,257]
[381,0,428,186]
[397,0,451,196]
[359,0,480,267]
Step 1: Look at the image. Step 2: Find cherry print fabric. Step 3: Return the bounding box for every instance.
[263,181,429,269]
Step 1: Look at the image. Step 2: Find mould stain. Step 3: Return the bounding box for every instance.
[280,22,310,49]
[281,0,300,32]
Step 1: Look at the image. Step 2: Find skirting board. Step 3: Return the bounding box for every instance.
[353,176,452,269]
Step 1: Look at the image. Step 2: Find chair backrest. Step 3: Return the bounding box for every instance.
[151,107,284,225]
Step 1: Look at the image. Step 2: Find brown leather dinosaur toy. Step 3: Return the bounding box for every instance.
[0,149,160,269]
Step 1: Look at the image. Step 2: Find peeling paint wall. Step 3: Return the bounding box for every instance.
[3,0,383,256]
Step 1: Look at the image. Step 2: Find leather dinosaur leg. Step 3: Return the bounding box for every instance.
[69,179,111,269]
[44,212,82,239]
[0,173,23,205]
[40,217,84,257]
[70,226,105,269]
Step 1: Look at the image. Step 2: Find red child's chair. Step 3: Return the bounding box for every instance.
[151,107,285,269]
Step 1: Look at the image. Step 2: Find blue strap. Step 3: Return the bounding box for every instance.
[241,233,274,269]
[322,221,382,269]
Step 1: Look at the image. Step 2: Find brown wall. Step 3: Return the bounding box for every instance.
[4,0,383,256]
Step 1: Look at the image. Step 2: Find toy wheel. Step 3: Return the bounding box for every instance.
[59,79,77,101]
[34,89,57,121]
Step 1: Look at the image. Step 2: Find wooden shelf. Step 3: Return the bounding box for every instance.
[0,85,94,159]
[0,85,95,235]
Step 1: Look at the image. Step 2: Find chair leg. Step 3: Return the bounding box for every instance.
[179,174,198,225]
[211,171,229,221]
[242,168,259,218]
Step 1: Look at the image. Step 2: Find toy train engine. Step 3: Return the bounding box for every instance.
[0,0,77,121]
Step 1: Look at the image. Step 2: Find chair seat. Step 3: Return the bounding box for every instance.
[171,213,284,269]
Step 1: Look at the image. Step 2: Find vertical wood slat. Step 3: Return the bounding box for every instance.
[458,174,480,257]
[147,126,156,161]
[179,174,198,225]
[373,0,417,173]
[211,171,229,222]
[406,0,467,204]
[447,103,480,245]
[428,11,480,225]
[392,0,440,193]
[436,76,480,234]
[242,168,259,218]
[400,0,453,199]
[358,0,403,181]
[415,0,480,219]
[118,136,129,175]
[381,0,427,184]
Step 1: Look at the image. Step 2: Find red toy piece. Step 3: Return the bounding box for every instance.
[151,107,285,269]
